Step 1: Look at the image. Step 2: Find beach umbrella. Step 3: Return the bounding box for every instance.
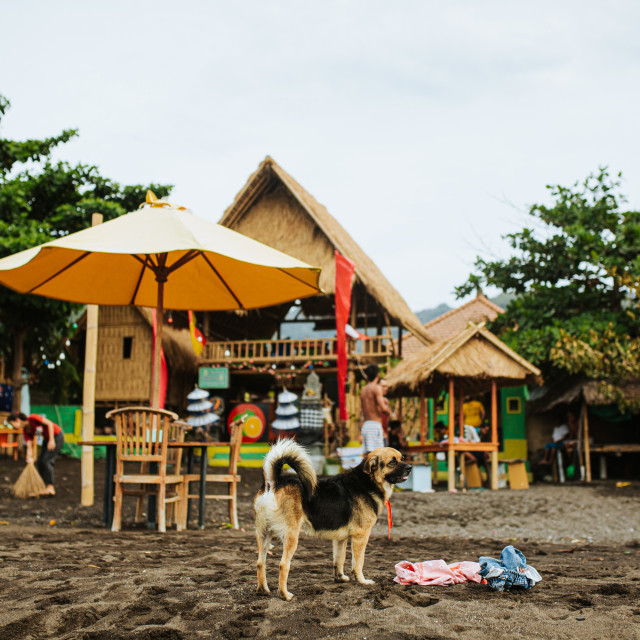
[0,192,322,406]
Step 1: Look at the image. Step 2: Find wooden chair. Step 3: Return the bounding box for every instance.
[180,418,243,529]
[0,431,20,461]
[106,407,185,533]
[133,419,190,527]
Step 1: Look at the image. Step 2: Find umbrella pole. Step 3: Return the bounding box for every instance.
[151,275,166,409]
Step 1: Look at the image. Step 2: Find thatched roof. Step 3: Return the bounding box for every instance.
[219,156,431,345]
[386,322,542,396]
[137,308,197,373]
[530,377,640,412]
[400,293,504,356]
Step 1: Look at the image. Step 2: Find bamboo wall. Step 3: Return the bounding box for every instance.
[95,307,152,403]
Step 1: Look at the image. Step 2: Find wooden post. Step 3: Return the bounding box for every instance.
[458,381,464,439]
[583,401,592,482]
[11,328,25,413]
[81,212,103,507]
[490,379,499,490]
[447,377,456,491]
[419,383,426,445]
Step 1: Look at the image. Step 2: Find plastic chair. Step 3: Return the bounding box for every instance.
[106,407,185,533]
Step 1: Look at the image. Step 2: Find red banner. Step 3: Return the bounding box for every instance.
[335,251,355,421]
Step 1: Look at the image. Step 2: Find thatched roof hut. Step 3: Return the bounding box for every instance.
[216,156,431,346]
[93,306,196,408]
[401,293,504,356]
[530,377,640,412]
[386,321,542,396]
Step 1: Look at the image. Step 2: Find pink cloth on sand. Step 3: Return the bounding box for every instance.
[394,560,483,586]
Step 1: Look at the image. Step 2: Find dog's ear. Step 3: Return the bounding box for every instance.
[364,454,378,475]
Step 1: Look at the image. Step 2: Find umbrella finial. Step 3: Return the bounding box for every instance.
[142,190,187,211]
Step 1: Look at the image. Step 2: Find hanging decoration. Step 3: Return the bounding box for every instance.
[186,386,219,433]
[188,310,206,356]
[272,388,300,433]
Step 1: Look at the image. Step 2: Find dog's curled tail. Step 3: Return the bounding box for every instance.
[263,438,317,497]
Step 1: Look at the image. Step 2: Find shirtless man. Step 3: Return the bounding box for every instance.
[359,364,391,453]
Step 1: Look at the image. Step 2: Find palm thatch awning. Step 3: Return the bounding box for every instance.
[386,322,542,396]
[218,156,431,346]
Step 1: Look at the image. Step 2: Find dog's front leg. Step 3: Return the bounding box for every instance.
[351,532,374,585]
[278,530,300,601]
[332,539,350,582]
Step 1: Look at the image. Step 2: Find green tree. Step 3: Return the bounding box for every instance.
[0,95,172,408]
[456,168,640,411]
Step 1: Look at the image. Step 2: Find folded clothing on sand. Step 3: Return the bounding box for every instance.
[394,559,483,586]
[479,545,541,591]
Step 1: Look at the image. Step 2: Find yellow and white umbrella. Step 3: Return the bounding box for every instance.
[0,192,322,405]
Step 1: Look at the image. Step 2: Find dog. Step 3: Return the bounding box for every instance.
[254,439,412,600]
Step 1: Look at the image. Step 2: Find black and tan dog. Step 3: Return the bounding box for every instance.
[255,439,412,600]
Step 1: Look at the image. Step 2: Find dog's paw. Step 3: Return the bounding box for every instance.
[278,589,294,601]
[256,584,271,595]
[357,578,375,585]
[335,573,350,583]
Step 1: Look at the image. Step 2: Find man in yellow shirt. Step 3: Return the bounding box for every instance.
[463,398,485,428]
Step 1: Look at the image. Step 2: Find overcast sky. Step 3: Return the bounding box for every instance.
[2,1,640,311]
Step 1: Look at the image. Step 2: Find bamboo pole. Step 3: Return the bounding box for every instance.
[81,212,103,507]
[448,377,456,491]
[584,401,592,482]
[490,379,499,490]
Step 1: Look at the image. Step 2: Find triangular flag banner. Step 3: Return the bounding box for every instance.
[335,251,355,422]
[188,310,206,356]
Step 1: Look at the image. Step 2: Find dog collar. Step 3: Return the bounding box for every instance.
[385,499,392,540]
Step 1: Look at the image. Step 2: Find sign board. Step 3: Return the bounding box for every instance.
[198,367,229,389]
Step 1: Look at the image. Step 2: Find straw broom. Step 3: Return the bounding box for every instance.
[13,462,46,499]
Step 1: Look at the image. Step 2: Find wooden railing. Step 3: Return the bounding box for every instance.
[200,336,392,364]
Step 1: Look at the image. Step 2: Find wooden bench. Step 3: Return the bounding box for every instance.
[589,444,640,480]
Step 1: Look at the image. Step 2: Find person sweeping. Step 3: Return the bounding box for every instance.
[8,413,64,496]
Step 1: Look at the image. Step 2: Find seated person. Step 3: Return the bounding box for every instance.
[540,413,578,465]
[387,419,406,450]
[433,421,448,442]
[464,422,491,486]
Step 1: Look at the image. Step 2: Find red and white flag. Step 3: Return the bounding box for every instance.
[345,324,370,340]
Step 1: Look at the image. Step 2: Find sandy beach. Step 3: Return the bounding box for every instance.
[1,455,639,640]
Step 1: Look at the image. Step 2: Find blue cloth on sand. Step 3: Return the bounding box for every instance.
[479,545,541,591]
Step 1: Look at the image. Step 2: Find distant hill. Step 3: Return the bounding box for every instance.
[415,303,452,324]
[280,293,515,340]
[413,293,515,325]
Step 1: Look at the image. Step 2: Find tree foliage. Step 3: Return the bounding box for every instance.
[0,95,172,405]
[456,169,640,411]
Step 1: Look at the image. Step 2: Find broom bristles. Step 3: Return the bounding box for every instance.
[13,462,47,499]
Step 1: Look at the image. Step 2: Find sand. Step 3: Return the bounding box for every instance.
[1,455,639,640]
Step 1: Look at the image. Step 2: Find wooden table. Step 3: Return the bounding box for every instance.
[80,440,232,529]
[403,442,500,490]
